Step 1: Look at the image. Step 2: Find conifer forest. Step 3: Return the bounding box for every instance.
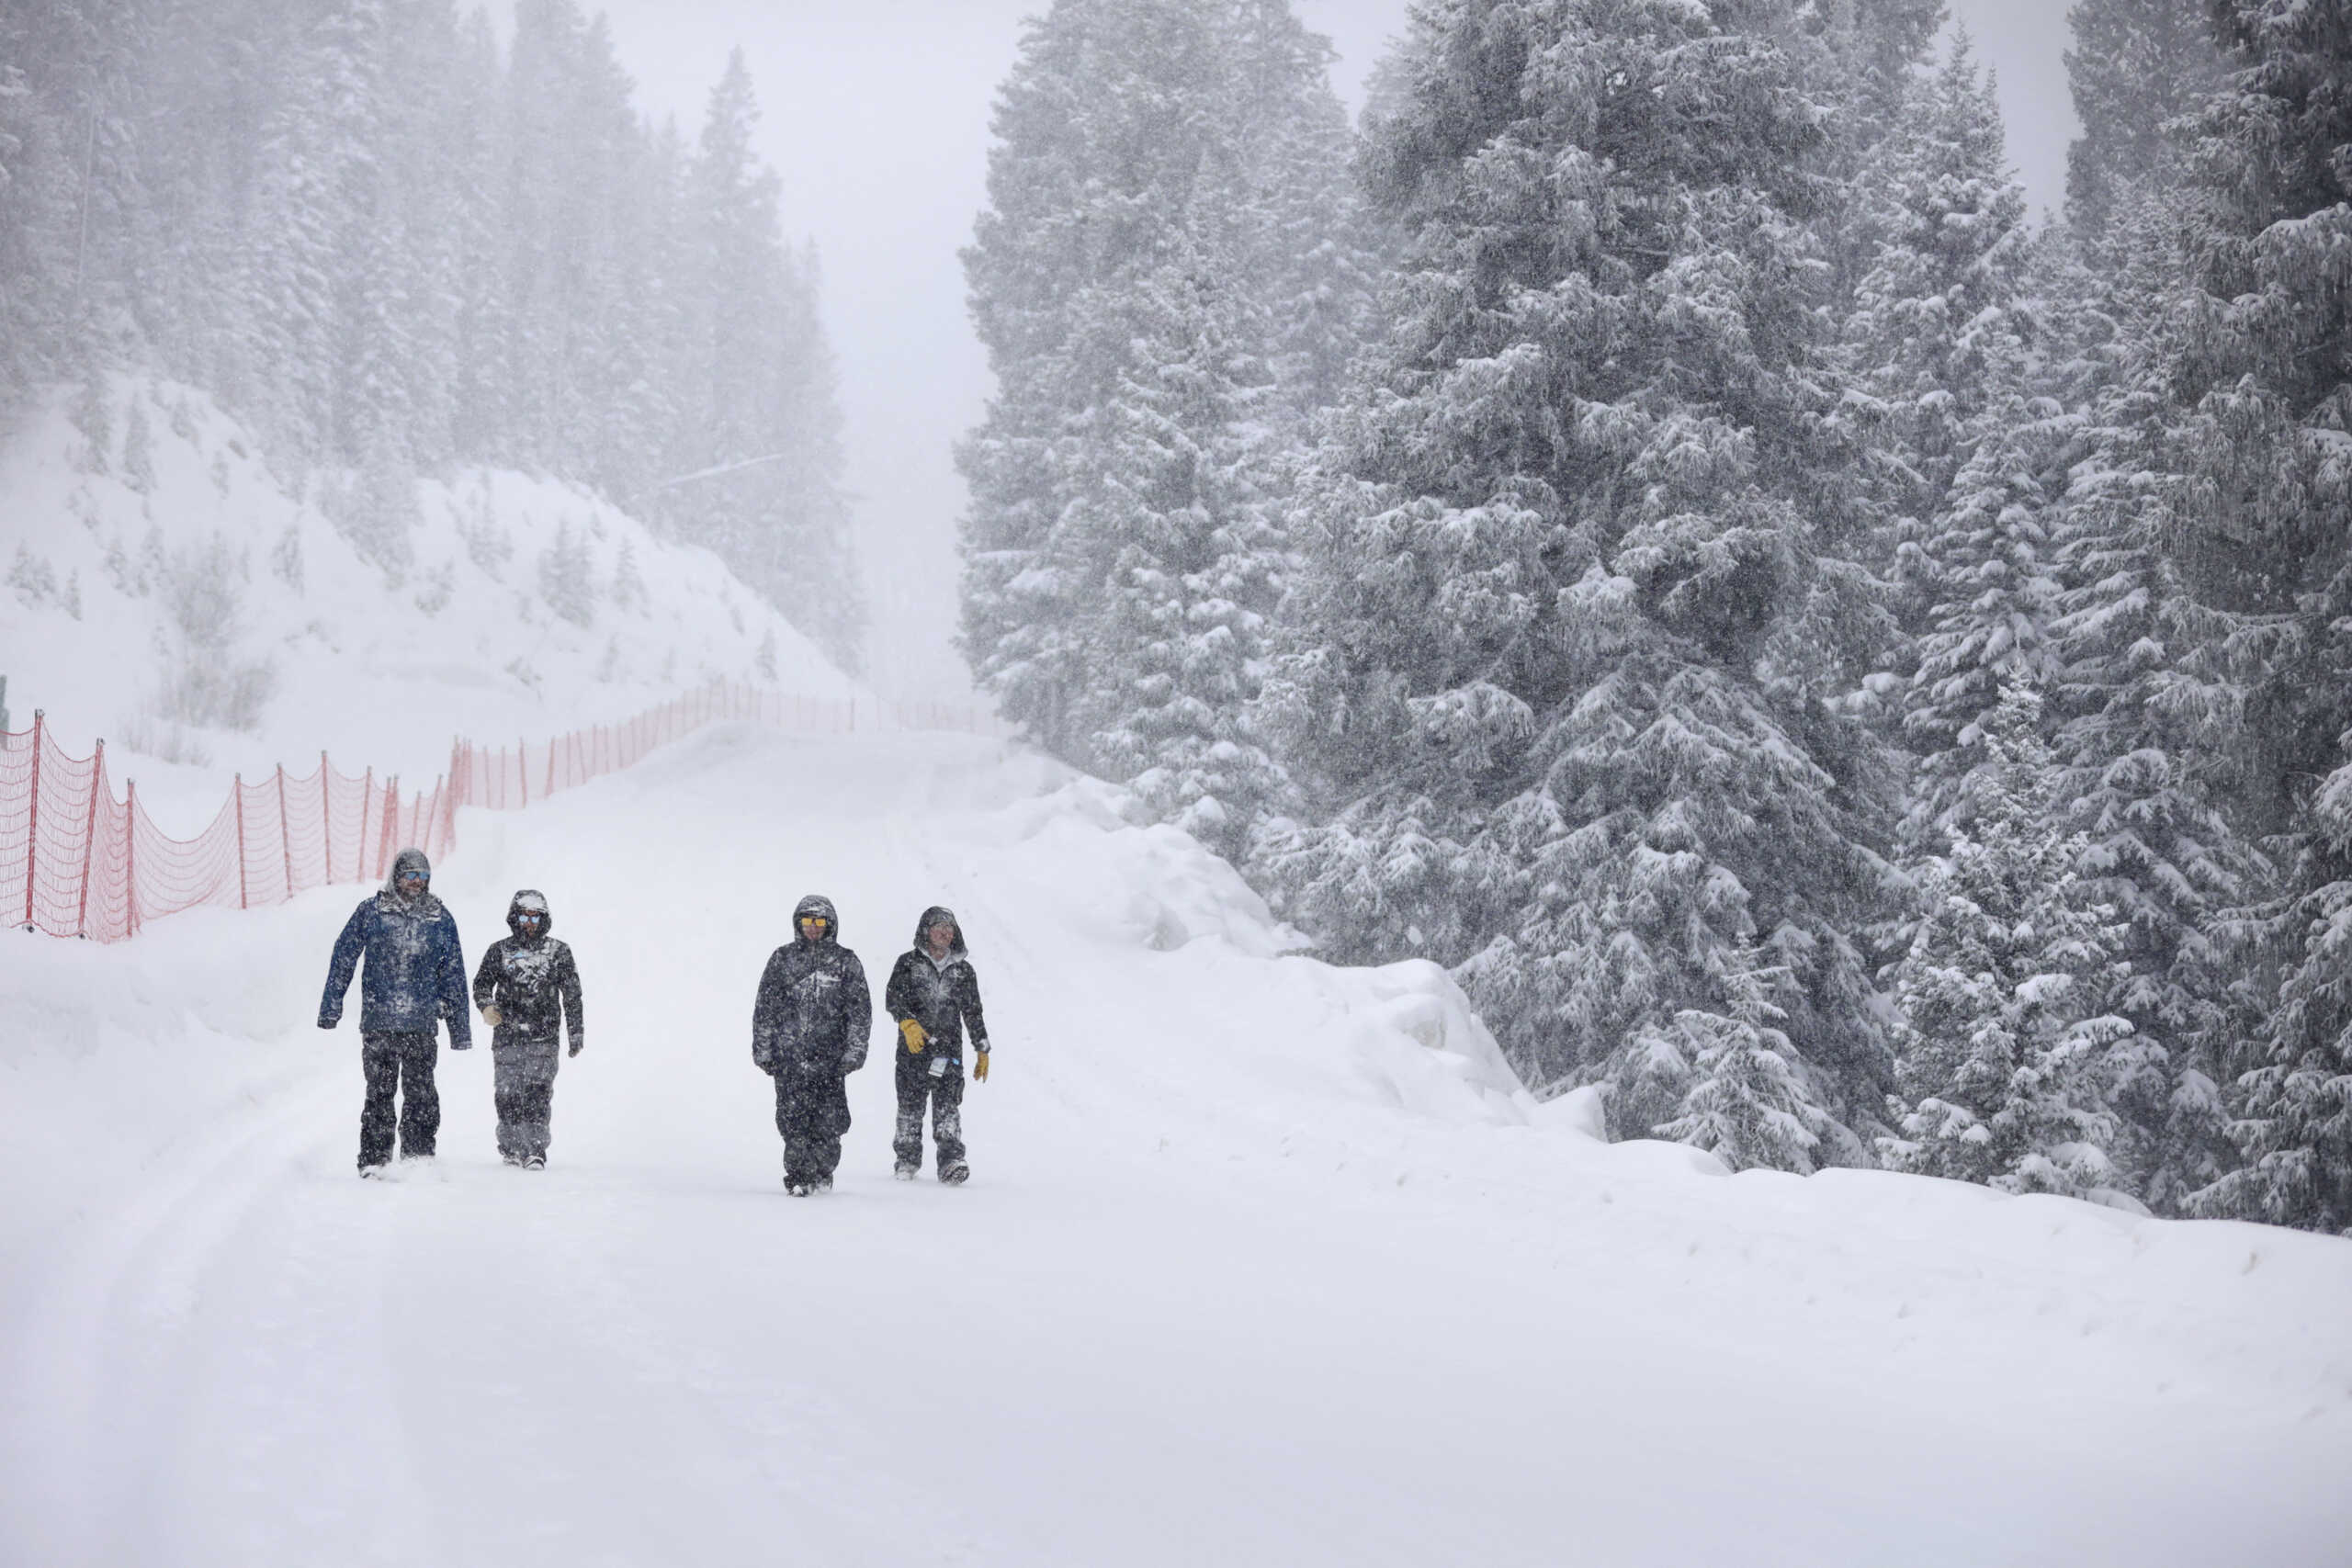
[9,0,2352,1235]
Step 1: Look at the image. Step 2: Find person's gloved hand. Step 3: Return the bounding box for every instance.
[973,1048,989,1083]
[482,1004,503,1027]
[451,1039,472,1052]
[568,1037,582,1059]
[317,1012,339,1031]
[899,1018,928,1053]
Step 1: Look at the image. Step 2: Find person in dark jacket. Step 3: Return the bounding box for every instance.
[471,889,584,1169]
[752,894,873,1195]
[885,906,989,1184]
[319,846,472,1174]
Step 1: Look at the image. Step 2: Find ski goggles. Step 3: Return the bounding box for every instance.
[798,915,831,932]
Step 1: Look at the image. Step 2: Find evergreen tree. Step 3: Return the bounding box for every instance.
[1840,35,2032,661]
[961,0,1361,820]
[2167,0,2352,1233]
[2050,190,2257,1213]
[1084,238,1284,858]
[1882,687,2137,1199]
[1655,948,1836,1174]
[1255,0,1897,1161]
[2063,0,2225,250]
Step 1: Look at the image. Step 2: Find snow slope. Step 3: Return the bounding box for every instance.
[0,378,854,827]
[2,723,2347,1567]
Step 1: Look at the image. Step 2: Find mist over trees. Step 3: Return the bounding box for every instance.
[0,0,861,659]
[961,0,2352,1234]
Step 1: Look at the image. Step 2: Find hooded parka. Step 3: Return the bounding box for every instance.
[752,895,873,1188]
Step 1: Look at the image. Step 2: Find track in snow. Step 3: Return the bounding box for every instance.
[5,728,2349,1567]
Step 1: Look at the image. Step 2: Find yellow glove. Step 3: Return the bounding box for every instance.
[973,1049,989,1083]
[899,1018,928,1053]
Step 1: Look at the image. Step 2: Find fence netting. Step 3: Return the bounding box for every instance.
[3,683,1001,942]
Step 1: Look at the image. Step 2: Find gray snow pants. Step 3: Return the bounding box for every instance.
[493,1038,561,1162]
[894,1052,966,1173]
[359,1030,439,1168]
[772,1061,851,1184]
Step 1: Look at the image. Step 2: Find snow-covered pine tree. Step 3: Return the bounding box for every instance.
[962,0,1362,827]
[1220,0,1384,423]
[962,0,1234,757]
[538,516,594,627]
[2062,0,2226,253]
[1840,35,2033,665]
[1082,235,1285,859]
[1882,686,2136,1199]
[1655,948,1836,1174]
[2050,182,2259,1213]
[2164,0,2352,1233]
[1255,0,1897,1161]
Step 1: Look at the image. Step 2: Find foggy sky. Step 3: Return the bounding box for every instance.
[531,0,2080,702]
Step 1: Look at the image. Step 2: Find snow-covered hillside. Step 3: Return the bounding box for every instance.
[0,378,855,825]
[2,723,2346,1567]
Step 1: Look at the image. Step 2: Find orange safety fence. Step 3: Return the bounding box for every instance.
[2,682,1005,942]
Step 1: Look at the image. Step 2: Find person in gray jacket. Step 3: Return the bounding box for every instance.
[752,894,872,1195]
[884,906,989,1184]
[471,889,584,1169]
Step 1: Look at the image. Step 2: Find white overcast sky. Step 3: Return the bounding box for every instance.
[530,0,2077,699]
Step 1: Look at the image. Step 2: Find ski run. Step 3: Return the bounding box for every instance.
[4,723,2347,1567]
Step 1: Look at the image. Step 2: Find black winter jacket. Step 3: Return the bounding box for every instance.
[752,894,874,1075]
[472,889,583,1052]
[885,906,988,1062]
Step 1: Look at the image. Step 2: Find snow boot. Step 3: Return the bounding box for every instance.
[893,1161,918,1181]
[939,1161,969,1186]
[812,1173,833,1193]
[358,1163,387,1179]
[524,1155,546,1170]
[785,1178,811,1197]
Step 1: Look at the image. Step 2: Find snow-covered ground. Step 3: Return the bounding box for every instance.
[0,378,854,828]
[2,722,2346,1567]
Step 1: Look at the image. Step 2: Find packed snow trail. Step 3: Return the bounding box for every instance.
[4,728,2349,1567]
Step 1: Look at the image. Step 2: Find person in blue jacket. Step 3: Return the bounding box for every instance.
[319,846,472,1174]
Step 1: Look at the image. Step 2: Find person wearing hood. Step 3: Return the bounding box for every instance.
[884,906,989,1184]
[319,847,472,1174]
[471,889,584,1169]
[751,894,873,1195]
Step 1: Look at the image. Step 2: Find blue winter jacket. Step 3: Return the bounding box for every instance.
[319,887,473,1045]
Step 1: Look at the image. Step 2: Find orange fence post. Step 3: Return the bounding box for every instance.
[518,739,528,807]
[277,763,293,902]
[124,780,140,938]
[74,739,103,936]
[361,767,374,875]
[321,752,334,884]
[21,710,42,927]
[234,773,249,910]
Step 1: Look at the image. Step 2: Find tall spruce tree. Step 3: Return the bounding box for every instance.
[2063,0,2225,251]
[1882,686,2137,1199]
[2165,0,2352,1233]
[960,0,1356,807]
[1254,0,1898,1161]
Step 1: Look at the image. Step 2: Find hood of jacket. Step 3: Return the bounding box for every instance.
[507,888,551,940]
[376,847,444,915]
[793,893,841,946]
[910,905,966,960]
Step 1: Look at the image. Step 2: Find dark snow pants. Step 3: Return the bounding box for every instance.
[493,1039,560,1162]
[772,1062,850,1184]
[894,1053,966,1173]
[359,1030,440,1167]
